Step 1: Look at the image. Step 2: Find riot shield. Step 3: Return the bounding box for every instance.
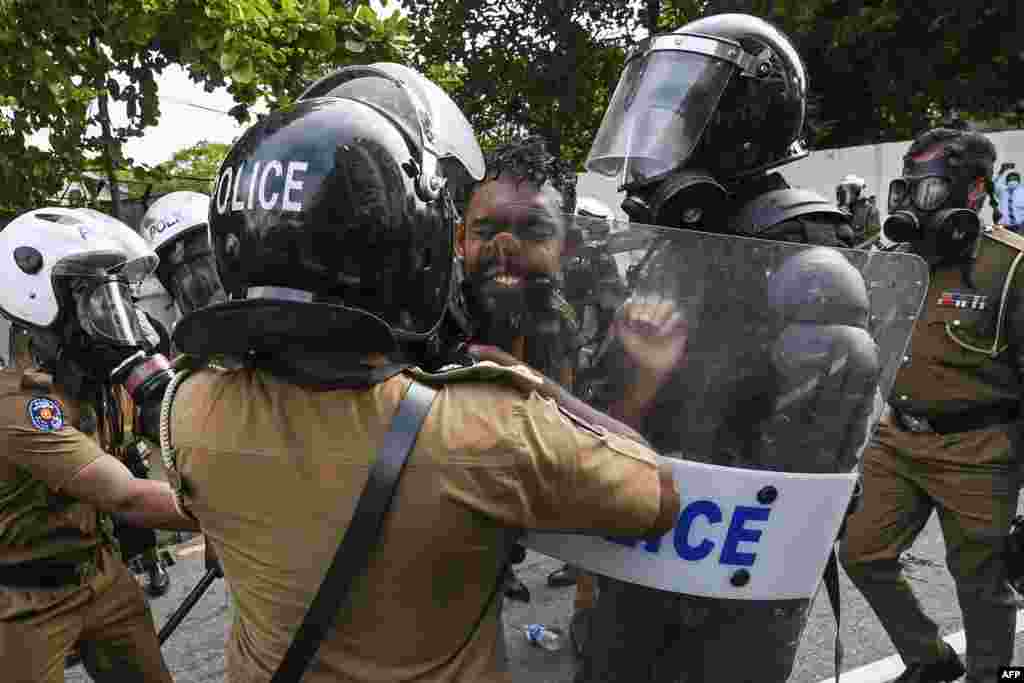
[510,214,929,602]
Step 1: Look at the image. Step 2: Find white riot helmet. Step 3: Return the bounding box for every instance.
[0,207,160,377]
[0,208,156,331]
[836,174,867,209]
[575,196,614,219]
[139,191,226,322]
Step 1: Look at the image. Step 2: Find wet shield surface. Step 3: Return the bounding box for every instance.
[510,215,929,600]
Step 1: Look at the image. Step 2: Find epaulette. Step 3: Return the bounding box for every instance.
[19,370,54,392]
[406,360,545,395]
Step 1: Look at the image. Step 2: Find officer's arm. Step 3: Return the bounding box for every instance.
[62,454,200,531]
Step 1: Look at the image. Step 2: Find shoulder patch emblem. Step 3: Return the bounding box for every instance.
[27,397,65,432]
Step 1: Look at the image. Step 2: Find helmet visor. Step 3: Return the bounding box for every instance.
[586,41,737,189]
[76,279,155,347]
[155,227,227,315]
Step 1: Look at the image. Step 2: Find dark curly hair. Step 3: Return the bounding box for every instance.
[478,135,578,214]
[904,128,997,182]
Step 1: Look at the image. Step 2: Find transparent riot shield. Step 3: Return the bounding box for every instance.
[508,214,928,602]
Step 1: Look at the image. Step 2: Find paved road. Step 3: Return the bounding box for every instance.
[67,506,1024,683]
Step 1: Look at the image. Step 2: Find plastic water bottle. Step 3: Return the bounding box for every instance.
[522,623,565,652]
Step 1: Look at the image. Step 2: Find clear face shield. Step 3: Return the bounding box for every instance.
[155,226,227,316]
[586,34,756,190]
[74,278,159,349]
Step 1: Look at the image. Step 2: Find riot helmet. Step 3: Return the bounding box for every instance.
[575,196,613,220]
[138,191,226,328]
[587,13,808,191]
[173,63,485,357]
[836,174,866,209]
[882,128,996,264]
[0,207,160,375]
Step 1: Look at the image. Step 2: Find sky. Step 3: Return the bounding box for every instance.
[31,0,404,168]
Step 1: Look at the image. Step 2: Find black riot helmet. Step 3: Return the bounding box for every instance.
[587,13,808,191]
[172,64,485,356]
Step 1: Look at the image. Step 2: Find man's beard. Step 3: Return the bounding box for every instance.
[463,268,568,374]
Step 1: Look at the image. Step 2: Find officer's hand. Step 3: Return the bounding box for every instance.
[612,294,688,380]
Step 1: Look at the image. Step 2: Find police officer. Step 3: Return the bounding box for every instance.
[577,13,876,683]
[102,191,218,602]
[137,190,232,591]
[841,128,1014,683]
[138,191,228,331]
[0,207,200,682]
[837,174,882,243]
[113,63,682,682]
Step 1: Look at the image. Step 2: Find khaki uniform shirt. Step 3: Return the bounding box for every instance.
[887,266,1021,467]
[172,366,663,682]
[0,368,111,618]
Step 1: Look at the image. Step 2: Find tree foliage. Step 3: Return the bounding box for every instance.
[403,0,653,168]
[0,0,411,217]
[127,139,230,195]
[704,0,1023,146]
[157,0,412,123]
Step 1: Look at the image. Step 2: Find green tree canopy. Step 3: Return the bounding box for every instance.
[403,0,648,167]
[0,0,411,218]
[703,0,1022,145]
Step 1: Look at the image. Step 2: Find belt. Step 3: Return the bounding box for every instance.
[0,547,98,589]
[894,403,1018,435]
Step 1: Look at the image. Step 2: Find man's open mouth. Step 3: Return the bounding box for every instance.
[493,273,524,287]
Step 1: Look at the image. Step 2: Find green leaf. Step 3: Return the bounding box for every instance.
[318,0,329,21]
[354,4,377,25]
[219,50,239,72]
[232,59,256,84]
[320,28,337,52]
[195,32,217,50]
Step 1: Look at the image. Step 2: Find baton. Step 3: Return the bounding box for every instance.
[65,566,222,669]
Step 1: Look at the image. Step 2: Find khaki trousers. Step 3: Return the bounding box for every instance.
[840,424,1020,683]
[0,545,172,683]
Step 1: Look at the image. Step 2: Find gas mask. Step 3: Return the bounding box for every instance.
[154,227,227,316]
[836,184,859,210]
[621,168,728,231]
[882,158,982,265]
[67,277,160,379]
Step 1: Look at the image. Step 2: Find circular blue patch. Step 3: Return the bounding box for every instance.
[27,397,65,432]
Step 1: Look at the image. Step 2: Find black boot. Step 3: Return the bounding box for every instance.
[143,557,171,598]
[547,563,579,588]
[503,568,530,603]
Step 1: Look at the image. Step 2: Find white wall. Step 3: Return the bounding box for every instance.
[576,129,1024,226]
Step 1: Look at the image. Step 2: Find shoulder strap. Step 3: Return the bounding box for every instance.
[270,379,439,683]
